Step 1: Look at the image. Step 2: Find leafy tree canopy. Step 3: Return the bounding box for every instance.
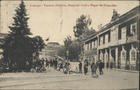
[73,15,92,38]
[1,1,45,72]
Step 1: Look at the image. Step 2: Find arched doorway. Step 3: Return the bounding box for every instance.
[130,46,137,70]
[121,47,126,69]
[104,51,108,68]
[111,49,116,68]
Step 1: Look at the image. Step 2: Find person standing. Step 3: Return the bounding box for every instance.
[91,62,95,75]
[79,61,82,73]
[99,60,103,75]
[91,62,98,78]
[56,60,58,70]
[84,60,88,75]
[64,61,70,74]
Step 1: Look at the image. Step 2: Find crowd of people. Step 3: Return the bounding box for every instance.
[48,57,105,78]
[33,57,105,78]
[37,57,71,74]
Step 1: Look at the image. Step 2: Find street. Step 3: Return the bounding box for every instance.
[0,68,139,89]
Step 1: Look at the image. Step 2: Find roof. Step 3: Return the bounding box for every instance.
[84,5,140,43]
[98,5,140,34]
[83,32,98,43]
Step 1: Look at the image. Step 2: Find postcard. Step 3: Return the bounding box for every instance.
[0,0,139,89]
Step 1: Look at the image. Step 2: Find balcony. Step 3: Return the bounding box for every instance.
[127,35,138,43]
[98,42,110,49]
[118,38,126,45]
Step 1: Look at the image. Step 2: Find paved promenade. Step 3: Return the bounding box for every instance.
[0,68,139,89]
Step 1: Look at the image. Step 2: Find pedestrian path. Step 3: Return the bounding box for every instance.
[0,67,138,89]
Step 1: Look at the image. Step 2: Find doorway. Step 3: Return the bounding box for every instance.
[111,49,116,68]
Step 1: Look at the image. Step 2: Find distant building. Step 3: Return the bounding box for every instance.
[39,42,60,60]
[83,6,140,71]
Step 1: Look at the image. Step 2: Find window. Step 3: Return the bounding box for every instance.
[110,27,118,42]
[103,35,105,44]
[130,23,137,35]
[92,41,94,48]
[111,30,114,42]
[118,28,121,40]
[105,34,108,44]
[100,36,103,45]
[95,40,97,47]
[121,27,126,39]
[108,32,110,42]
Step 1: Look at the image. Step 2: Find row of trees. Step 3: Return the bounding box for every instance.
[57,15,96,62]
[0,1,45,72]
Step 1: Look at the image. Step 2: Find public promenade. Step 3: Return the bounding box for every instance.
[0,68,139,89]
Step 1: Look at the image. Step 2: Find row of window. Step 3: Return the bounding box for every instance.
[85,22,137,50]
[100,22,137,45]
[85,40,97,50]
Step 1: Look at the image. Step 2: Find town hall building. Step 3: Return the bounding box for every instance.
[83,6,140,71]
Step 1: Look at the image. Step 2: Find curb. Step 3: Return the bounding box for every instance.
[112,68,139,73]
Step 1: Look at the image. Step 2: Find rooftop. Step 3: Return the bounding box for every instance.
[84,5,140,43]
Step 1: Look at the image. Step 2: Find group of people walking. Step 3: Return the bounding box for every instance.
[37,57,104,78]
[79,59,104,77]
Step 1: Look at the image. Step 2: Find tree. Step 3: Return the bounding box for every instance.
[1,1,34,71]
[57,45,66,58]
[63,36,72,59]
[68,40,81,62]
[63,36,82,61]
[32,36,45,60]
[64,36,72,50]
[73,15,92,38]
[73,15,96,61]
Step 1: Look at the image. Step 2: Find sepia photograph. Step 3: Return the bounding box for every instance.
[0,0,139,89]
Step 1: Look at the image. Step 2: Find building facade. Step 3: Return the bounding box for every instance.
[83,6,140,70]
[39,42,60,60]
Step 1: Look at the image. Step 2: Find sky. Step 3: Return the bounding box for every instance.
[0,0,139,45]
